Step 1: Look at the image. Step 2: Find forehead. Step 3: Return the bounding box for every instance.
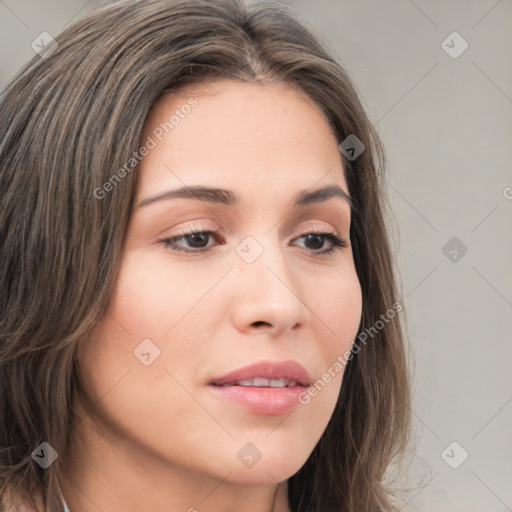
[137,80,347,198]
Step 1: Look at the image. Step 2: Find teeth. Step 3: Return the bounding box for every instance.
[270,378,297,387]
[237,379,255,386]
[221,377,298,388]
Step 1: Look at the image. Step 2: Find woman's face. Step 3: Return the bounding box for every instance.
[75,79,362,486]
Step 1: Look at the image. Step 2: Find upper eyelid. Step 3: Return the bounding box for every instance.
[168,227,341,239]
[166,216,345,235]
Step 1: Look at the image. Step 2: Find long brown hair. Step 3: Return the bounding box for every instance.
[0,1,411,510]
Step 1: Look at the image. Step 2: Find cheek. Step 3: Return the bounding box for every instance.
[309,263,363,357]
[74,255,225,470]
[78,252,227,405]
[108,250,229,339]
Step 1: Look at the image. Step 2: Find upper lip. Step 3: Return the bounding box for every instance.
[208,360,311,387]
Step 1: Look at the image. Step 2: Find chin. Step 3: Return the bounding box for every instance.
[214,446,310,485]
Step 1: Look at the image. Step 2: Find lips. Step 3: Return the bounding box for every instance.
[208,360,312,388]
[207,360,312,415]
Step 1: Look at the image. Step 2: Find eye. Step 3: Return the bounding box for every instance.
[158,230,222,253]
[292,231,348,255]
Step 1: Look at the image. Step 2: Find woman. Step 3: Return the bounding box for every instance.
[0,1,411,511]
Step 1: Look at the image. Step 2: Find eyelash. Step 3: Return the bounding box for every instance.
[158,227,348,256]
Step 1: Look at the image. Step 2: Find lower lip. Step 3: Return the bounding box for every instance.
[208,384,307,416]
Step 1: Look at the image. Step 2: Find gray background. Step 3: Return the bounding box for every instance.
[1,1,511,510]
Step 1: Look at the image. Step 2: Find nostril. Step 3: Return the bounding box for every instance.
[252,321,272,328]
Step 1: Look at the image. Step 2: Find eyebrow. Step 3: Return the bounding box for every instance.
[138,184,353,210]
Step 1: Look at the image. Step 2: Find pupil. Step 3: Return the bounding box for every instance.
[305,234,324,249]
[188,233,209,248]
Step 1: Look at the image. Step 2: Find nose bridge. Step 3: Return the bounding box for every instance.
[230,233,308,332]
[237,233,291,292]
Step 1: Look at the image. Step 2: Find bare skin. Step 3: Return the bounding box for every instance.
[56,79,363,512]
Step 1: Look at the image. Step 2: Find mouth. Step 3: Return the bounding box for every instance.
[208,359,311,388]
[207,360,311,415]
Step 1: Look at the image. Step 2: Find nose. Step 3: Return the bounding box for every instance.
[229,238,310,337]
